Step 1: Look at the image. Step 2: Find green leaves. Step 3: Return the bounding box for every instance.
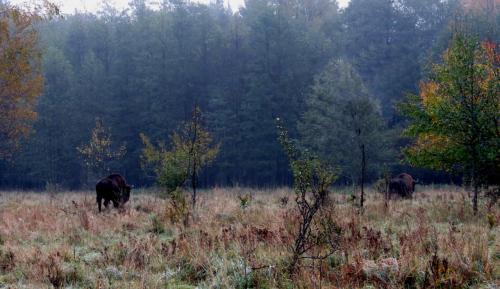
[140,106,219,195]
[401,33,499,187]
[276,118,337,197]
[276,118,339,274]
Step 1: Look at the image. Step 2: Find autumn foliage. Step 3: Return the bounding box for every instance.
[401,34,499,213]
[77,118,126,177]
[0,5,42,158]
[0,1,58,158]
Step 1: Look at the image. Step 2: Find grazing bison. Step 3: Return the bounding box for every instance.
[388,173,415,199]
[96,173,131,212]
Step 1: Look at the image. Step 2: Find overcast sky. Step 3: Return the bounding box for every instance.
[11,0,350,14]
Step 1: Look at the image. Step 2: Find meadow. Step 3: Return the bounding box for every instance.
[0,187,498,288]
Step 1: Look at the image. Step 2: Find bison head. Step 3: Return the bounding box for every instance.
[120,185,131,204]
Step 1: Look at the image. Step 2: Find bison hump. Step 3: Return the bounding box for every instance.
[107,173,127,188]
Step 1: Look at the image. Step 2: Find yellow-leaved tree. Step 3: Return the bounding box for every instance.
[0,1,58,159]
[77,118,126,180]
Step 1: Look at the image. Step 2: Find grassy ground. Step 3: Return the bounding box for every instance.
[0,187,498,288]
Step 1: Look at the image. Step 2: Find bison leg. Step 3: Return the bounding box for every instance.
[97,195,102,212]
[104,199,110,209]
[111,189,121,208]
[402,183,411,198]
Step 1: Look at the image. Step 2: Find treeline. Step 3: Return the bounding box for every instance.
[0,0,496,189]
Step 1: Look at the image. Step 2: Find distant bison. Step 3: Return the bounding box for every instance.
[388,173,415,199]
[96,173,131,212]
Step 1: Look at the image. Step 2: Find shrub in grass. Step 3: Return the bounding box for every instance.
[105,265,123,280]
[238,194,252,209]
[45,254,65,288]
[164,189,191,226]
[0,248,15,273]
[174,257,208,284]
[149,214,165,235]
[61,262,88,287]
[106,242,128,265]
[487,213,496,229]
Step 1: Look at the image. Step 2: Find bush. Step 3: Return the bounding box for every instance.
[373,178,388,195]
[45,254,65,288]
[45,182,63,193]
[149,214,165,234]
[200,252,254,288]
[0,248,15,273]
[276,119,339,275]
[61,262,87,287]
[487,213,496,229]
[140,133,188,195]
[238,194,252,209]
[164,189,190,225]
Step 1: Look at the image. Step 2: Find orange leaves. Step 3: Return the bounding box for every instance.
[0,4,44,158]
[412,133,450,153]
[479,41,499,89]
[419,81,441,108]
[418,81,452,125]
[403,34,499,178]
[408,133,449,161]
[481,41,498,63]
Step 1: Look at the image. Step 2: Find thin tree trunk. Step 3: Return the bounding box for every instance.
[472,168,479,215]
[192,165,197,210]
[473,183,478,215]
[360,144,366,209]
[471,151,479,215]
[189,105,199,211]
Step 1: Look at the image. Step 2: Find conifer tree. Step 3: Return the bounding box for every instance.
[299,60,391,207]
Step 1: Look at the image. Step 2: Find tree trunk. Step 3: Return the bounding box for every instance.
[472,170,479,215]
[192,169,197,210]
[360,144,366,209]
[471,155,479,215]
[473,183,479,215]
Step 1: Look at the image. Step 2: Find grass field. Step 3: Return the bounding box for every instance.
[0,187,498,288]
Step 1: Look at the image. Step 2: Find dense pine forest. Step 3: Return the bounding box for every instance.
[0,0,497,189]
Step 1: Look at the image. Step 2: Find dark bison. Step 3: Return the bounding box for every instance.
[388,173,415,199]
[96,173,131,212]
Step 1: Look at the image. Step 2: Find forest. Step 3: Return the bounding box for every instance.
[0,0,496,190]
[0,0,499,288]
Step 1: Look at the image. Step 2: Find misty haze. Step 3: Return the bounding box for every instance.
[0,0,498,288]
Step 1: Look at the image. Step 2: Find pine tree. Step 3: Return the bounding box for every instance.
[299,60,392,206]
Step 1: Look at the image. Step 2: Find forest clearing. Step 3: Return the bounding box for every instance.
[0,187,498,288]
[0,0,498,288]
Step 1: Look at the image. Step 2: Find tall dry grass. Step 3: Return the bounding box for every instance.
[0,187,498,288]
